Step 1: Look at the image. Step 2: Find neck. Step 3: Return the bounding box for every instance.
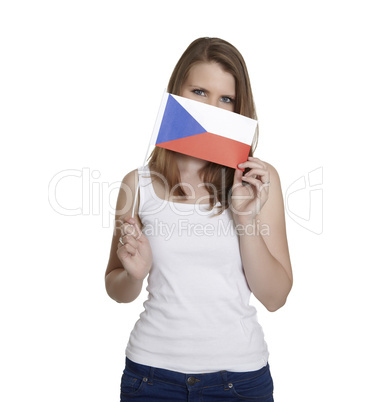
[175,154,208,177]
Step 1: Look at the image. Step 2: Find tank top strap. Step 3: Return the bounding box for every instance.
[137,165,155,215]
[137,165,152,186]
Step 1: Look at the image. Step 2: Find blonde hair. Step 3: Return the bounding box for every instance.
[149,37,258,214]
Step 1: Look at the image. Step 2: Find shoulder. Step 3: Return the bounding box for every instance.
[259,161,282,199]
[259,161,285,221]
[122,168,139,188]
[264,162,281,186]
[117,169,138,206]
[121,166,151,188]
[116,169,141,224]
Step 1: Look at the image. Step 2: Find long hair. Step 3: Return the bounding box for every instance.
[148,37,259,214]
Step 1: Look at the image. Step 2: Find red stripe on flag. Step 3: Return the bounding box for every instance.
[156,132,251,169]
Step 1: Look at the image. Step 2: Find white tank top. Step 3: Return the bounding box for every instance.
[125,165,269,373]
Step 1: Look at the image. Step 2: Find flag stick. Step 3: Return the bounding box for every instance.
[131,141,154,219]
[131,91,168,218]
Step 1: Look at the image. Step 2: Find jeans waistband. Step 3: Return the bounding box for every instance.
[125,358,269,390]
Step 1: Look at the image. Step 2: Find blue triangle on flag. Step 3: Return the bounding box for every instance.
[156,95,207,144]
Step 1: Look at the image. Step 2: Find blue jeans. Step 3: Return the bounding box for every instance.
[120,358,274,401]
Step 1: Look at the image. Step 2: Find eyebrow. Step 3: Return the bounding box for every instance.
[187,85,235,98]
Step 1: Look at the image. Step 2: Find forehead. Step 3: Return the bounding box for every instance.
[184,62,235,91]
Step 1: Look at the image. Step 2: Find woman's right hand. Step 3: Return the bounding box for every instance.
[116,217,153,281]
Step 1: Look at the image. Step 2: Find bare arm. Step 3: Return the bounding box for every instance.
[105,169,152,303]
[232,159,293,312]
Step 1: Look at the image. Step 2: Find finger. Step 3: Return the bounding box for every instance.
[244,168,269,181]
[238,160,266,170]
[126,218,143,241]
[117,243,129,258]
[122,217,144,239]
[120,234,139,249]
[122,243,138,256]
[233,169,255,195]
[233,167,244,187]
[248,156,267,168]
[121,222,138,238]
[241,175,269,192]
[116,217,139,237]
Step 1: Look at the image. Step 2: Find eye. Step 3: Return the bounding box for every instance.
[192,89,206,97]
[220,96,234,103]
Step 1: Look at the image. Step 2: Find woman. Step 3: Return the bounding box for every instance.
[105,37,292,401]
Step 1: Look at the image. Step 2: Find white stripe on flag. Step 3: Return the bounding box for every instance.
[172,94,257,145]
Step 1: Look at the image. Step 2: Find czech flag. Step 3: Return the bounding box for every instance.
[150,93,257,168]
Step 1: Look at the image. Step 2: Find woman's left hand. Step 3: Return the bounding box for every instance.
[231,156,270,224]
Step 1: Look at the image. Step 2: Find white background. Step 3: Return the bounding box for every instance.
[1,1,369,401]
